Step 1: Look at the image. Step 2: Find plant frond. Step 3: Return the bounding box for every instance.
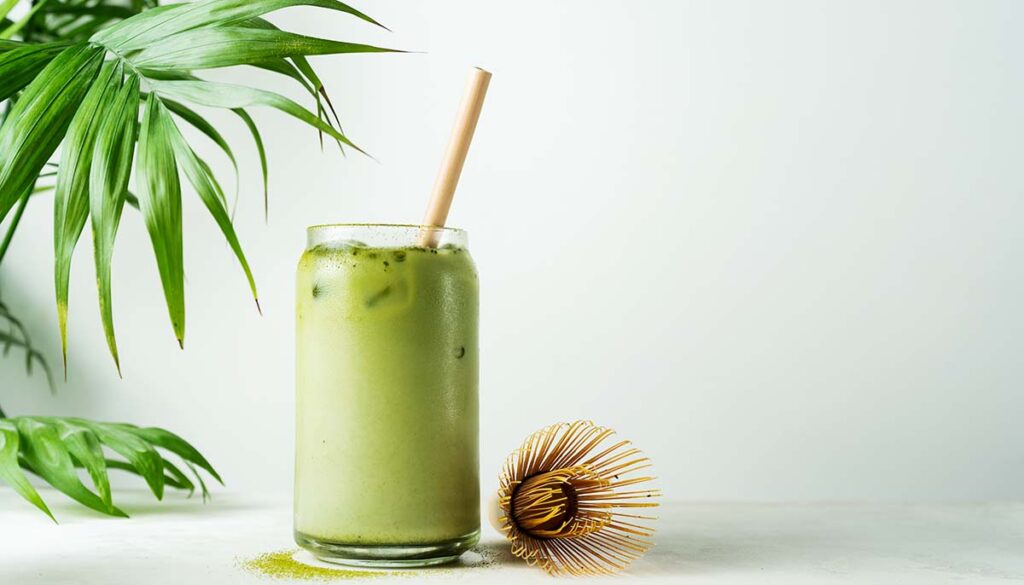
[0,0,394,367]
[0,41,70,102]
[92,0,386,53]
[0,416,220,520]
[148,78,364,153]
[131,25,396,71]
[54,59,122,372]
[89,69,139,375]
[232,108,269,218]
[0,42,104,226]
[161,97,239,202]
[163,101,260,311]
[0,0,20,23]
[136,93,185,347]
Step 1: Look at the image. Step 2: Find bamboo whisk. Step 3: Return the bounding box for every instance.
[494,420,661,576]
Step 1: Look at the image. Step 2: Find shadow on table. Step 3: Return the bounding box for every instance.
[42,489,273,522]
[631,508,880,577]
[118,496,270,518]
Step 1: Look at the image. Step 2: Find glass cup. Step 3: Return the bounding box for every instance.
[293,224,480,567]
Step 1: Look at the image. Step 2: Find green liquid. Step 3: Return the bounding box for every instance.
[294,243,479,545]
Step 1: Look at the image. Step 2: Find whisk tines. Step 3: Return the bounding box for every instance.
[496,421,660,576]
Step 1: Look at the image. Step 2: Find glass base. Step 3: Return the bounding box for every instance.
[294,529,480,568]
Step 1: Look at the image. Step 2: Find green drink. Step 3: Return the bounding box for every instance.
[294,224,480,567]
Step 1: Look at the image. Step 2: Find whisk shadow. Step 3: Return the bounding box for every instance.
[469,540,519,566]
[618,523,827,577]
[629,521,880,577]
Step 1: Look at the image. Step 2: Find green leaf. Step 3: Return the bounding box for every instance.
[54,60,121,373]
[238,17,346,154]
[136,93,185,347]
[53,419,111,507]
[0,43,103,226]
[251,56,314,94]
[0,419,53,521]
[131,26,397,71]
[15,417,126,517]
[161,98,238,202]
[0,42,69,102]
[232,108,268,218]
[89,70,140,374]
[0,0,53,40]
[77,419,165,501]
[87,3,182,47]
[1,416,220,519]
[184,460,211,502]
[92,0,387,53]
[2,0,393,392]
[125,190,140,210]
[125,425,222,485]
[0,0,20,22]
[160,458,196,494]
[149,78,363,154]
[41,4,136,20]
[100,458,194,493]
[162,110,259,312]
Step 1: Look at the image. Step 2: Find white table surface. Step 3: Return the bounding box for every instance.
[2,488,1022,584]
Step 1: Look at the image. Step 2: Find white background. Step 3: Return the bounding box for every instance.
[1,0,1022,501]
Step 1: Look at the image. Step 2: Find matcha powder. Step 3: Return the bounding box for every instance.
[242,549,390,581]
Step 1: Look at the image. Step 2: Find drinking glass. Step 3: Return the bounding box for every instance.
[293,224,480,567]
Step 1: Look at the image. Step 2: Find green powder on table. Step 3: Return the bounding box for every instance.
[242,547,499,581]
[242,549,391,581]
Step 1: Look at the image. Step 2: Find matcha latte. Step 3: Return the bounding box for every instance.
[294,224,479,567]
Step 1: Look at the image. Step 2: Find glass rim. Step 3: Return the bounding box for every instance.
[306,223,466,234]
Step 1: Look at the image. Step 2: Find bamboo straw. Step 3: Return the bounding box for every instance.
[419,67,492,247]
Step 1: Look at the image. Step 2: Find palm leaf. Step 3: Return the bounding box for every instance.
[163,102,260,311]
[89,70,139,374]
[208,16,346,153]
[0,42,103,223]
[0,0,397,519]
[0,0,20,22]
[232,108,269,217]
[92,0,386,52]
[79,419,165,500]
[0,419,52,520]
[0,41,69,102]
[131,26,395,71]
[0,416,220,520]
[147,78,364,153]
[123,424,222,485]
[162,98,238,202]
[252,56,315,95]
[53,418,111,507]
[54,59,121,370]
[29,0,151,43]
[137,94,185,347]
[0,0,396,368]
[106,457,195,494]
[15,417,127,516]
